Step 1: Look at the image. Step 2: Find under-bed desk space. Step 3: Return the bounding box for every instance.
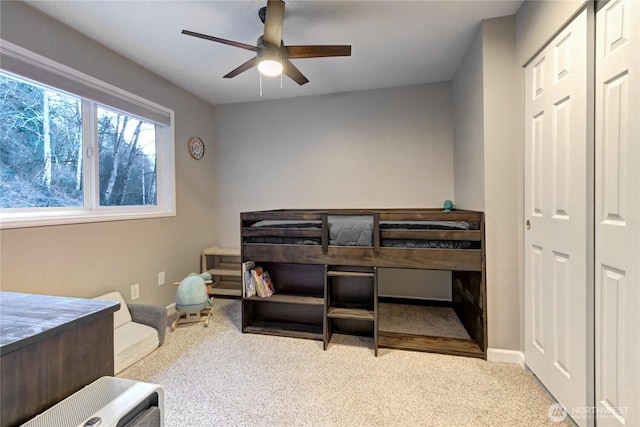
[240,209,486,359]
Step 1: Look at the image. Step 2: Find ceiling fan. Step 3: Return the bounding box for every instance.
[181,0,351,85]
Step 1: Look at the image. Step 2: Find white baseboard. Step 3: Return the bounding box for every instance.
[487,348,525,367]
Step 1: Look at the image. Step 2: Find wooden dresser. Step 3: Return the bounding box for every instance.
[0,292,119,427]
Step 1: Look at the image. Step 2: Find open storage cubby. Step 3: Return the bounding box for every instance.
[376,270,486,359]
[241,263,325,340]
[324,265,378,355]
[201,246,241,298]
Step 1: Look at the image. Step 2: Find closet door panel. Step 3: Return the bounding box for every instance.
[524,9,589,424]
[595,0,639,425]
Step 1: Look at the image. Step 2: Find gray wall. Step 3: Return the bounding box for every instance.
[452,26,485,211]
[212,83,455,246]
[212,83,457,300]
[451,16,519,351]
[0,1,217,305]
[481,16,519,352]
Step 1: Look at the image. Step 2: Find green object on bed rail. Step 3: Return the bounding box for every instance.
[443,200,454,212]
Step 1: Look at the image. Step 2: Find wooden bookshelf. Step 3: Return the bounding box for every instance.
[241,263,325,337]
[202,247,241,298]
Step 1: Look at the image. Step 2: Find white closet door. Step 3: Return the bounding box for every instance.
[524,9,589,424]
[595,0,640,425]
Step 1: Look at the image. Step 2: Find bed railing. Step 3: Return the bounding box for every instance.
[241,211,330,253]
[241,209,483,255]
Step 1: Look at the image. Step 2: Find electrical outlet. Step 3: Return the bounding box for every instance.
[131,284,140,300]
[158,272,165,286]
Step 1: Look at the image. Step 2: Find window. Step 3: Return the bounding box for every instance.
[0,41,175,228]
[1,75,83,208]
[96,106,157,207]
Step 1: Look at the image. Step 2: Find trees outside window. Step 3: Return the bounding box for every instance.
[1,74,83,208]
[0,63,174,228]
[1,73,160,210]
[97,106,156,207]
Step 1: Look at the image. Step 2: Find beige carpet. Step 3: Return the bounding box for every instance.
[119,299,569,427]
[378,302,470,339]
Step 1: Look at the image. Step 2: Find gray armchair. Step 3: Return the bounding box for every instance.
[94,291,168,373]
[129,304,168,345]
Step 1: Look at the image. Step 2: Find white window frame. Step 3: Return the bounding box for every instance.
[0,40,176,229]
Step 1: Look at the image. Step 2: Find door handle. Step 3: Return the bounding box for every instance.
[526,219,531,230]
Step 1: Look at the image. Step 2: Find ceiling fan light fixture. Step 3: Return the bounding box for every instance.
[258,59,283,77]
[182,0,350,85]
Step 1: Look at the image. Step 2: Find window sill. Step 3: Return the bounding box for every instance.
[0,210,176,229]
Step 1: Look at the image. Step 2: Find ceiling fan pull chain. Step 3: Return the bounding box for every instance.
[280,70,283,89]
[260,73,263,97]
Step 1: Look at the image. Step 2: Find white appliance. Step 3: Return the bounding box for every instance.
[21,376,164,427]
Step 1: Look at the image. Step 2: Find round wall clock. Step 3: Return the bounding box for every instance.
[188,137,205,160]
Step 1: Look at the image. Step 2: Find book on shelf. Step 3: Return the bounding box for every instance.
[251,266,266,297]
[251,266,275,298]
[242,261,256,298]
[261,270,275,297]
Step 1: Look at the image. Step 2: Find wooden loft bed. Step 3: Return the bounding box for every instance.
[240,208,487,359]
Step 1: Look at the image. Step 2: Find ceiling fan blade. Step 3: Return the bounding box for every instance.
[181,30,258,52]
[223,57,259,78]
[283,59,309,85]
[285,45,352,59]
[263,0,285,47]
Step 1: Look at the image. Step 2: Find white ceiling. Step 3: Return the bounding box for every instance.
[26,0,523,106]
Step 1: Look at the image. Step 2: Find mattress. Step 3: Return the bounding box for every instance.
[247,216,374,246]
[247,216,474,248]
[330,215,373,246]
[247,220,322,245]
[381,220,472,249]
